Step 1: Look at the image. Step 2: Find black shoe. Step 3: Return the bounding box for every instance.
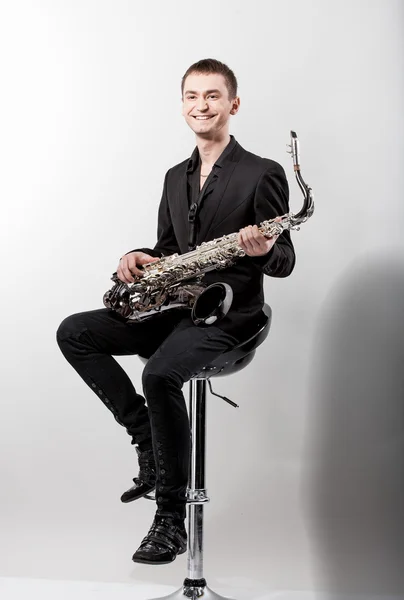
[120,446,156,503]
[132,514,187,565]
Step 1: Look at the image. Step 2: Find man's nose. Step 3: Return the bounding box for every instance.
[196,98,208,111]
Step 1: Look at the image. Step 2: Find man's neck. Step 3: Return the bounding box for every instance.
[196,132,231,168]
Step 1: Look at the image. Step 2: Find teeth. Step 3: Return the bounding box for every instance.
[195,116,211,120]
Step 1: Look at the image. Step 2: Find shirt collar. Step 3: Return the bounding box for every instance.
[186,134,237,174]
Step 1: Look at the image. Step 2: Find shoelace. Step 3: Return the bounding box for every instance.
[138,448,155,464]
[135,449,156,484]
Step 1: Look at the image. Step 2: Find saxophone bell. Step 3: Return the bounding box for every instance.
[191,282,233,326]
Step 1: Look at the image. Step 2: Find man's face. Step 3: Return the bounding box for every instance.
[181,72,239,137]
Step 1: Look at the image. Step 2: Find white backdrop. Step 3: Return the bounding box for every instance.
[0,0,403,596]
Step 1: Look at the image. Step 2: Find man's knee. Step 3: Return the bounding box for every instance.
[56,313,87,345]
[142,363,183,398]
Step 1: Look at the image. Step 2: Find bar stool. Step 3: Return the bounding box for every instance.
[138,304,272,600]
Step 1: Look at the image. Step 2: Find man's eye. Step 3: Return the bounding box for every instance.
[208,95,218,99]
[187,96,196,100]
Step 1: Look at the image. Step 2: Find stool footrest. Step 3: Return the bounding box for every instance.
[144,490,210,504]
[186,488,210,504]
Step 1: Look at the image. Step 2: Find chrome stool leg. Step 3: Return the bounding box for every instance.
[148,379,236,600]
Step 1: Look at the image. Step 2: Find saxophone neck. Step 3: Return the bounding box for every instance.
[287,130,315,227]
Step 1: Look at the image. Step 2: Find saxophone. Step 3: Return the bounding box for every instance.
[103,131,314,325]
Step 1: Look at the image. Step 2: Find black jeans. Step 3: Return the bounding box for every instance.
[56,308,237,521]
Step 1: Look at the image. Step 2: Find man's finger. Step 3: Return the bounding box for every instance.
[246,226,266,251]
[122,266,135,283]
[127,263,144,279]
[117,267,132,284]
[251,225,268,247]
[240,228,255,253]
[137,253,160,266]
[118,256,136,282]
[116,258,129,283]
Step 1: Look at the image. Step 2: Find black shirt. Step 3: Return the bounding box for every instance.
[186,135,238,249]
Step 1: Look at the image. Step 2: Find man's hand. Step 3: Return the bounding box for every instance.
[238,218,281,257]
[117,251,160,284]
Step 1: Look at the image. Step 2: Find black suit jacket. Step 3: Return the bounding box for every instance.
[129,137,296,342]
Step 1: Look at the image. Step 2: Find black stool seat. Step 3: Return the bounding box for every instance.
[192,303,272,378]
[138,303,272,379]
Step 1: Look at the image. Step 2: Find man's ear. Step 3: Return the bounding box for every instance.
[230,97,240,115]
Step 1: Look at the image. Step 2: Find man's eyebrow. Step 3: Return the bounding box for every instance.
[184,89,222,95]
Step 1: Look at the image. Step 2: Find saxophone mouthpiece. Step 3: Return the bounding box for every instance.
[289,130,300,169]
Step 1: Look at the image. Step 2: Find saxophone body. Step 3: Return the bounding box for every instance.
[103,131,314,325]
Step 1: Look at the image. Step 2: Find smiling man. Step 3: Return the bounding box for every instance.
[56,58,295,566]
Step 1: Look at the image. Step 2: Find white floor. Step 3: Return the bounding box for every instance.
[0,578,403,600]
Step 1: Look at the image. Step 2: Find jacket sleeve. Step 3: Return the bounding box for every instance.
[248,163,296,277]
[125,170,181,258]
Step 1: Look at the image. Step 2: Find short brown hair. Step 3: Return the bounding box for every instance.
[181,58,238,100]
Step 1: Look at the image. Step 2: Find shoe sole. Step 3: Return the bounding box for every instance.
[121,486,156,503]
[132,545,187,565]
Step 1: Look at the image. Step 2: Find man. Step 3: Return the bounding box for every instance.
[56,58,295,566]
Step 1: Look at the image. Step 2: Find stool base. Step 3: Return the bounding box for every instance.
[148,581,236,600]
